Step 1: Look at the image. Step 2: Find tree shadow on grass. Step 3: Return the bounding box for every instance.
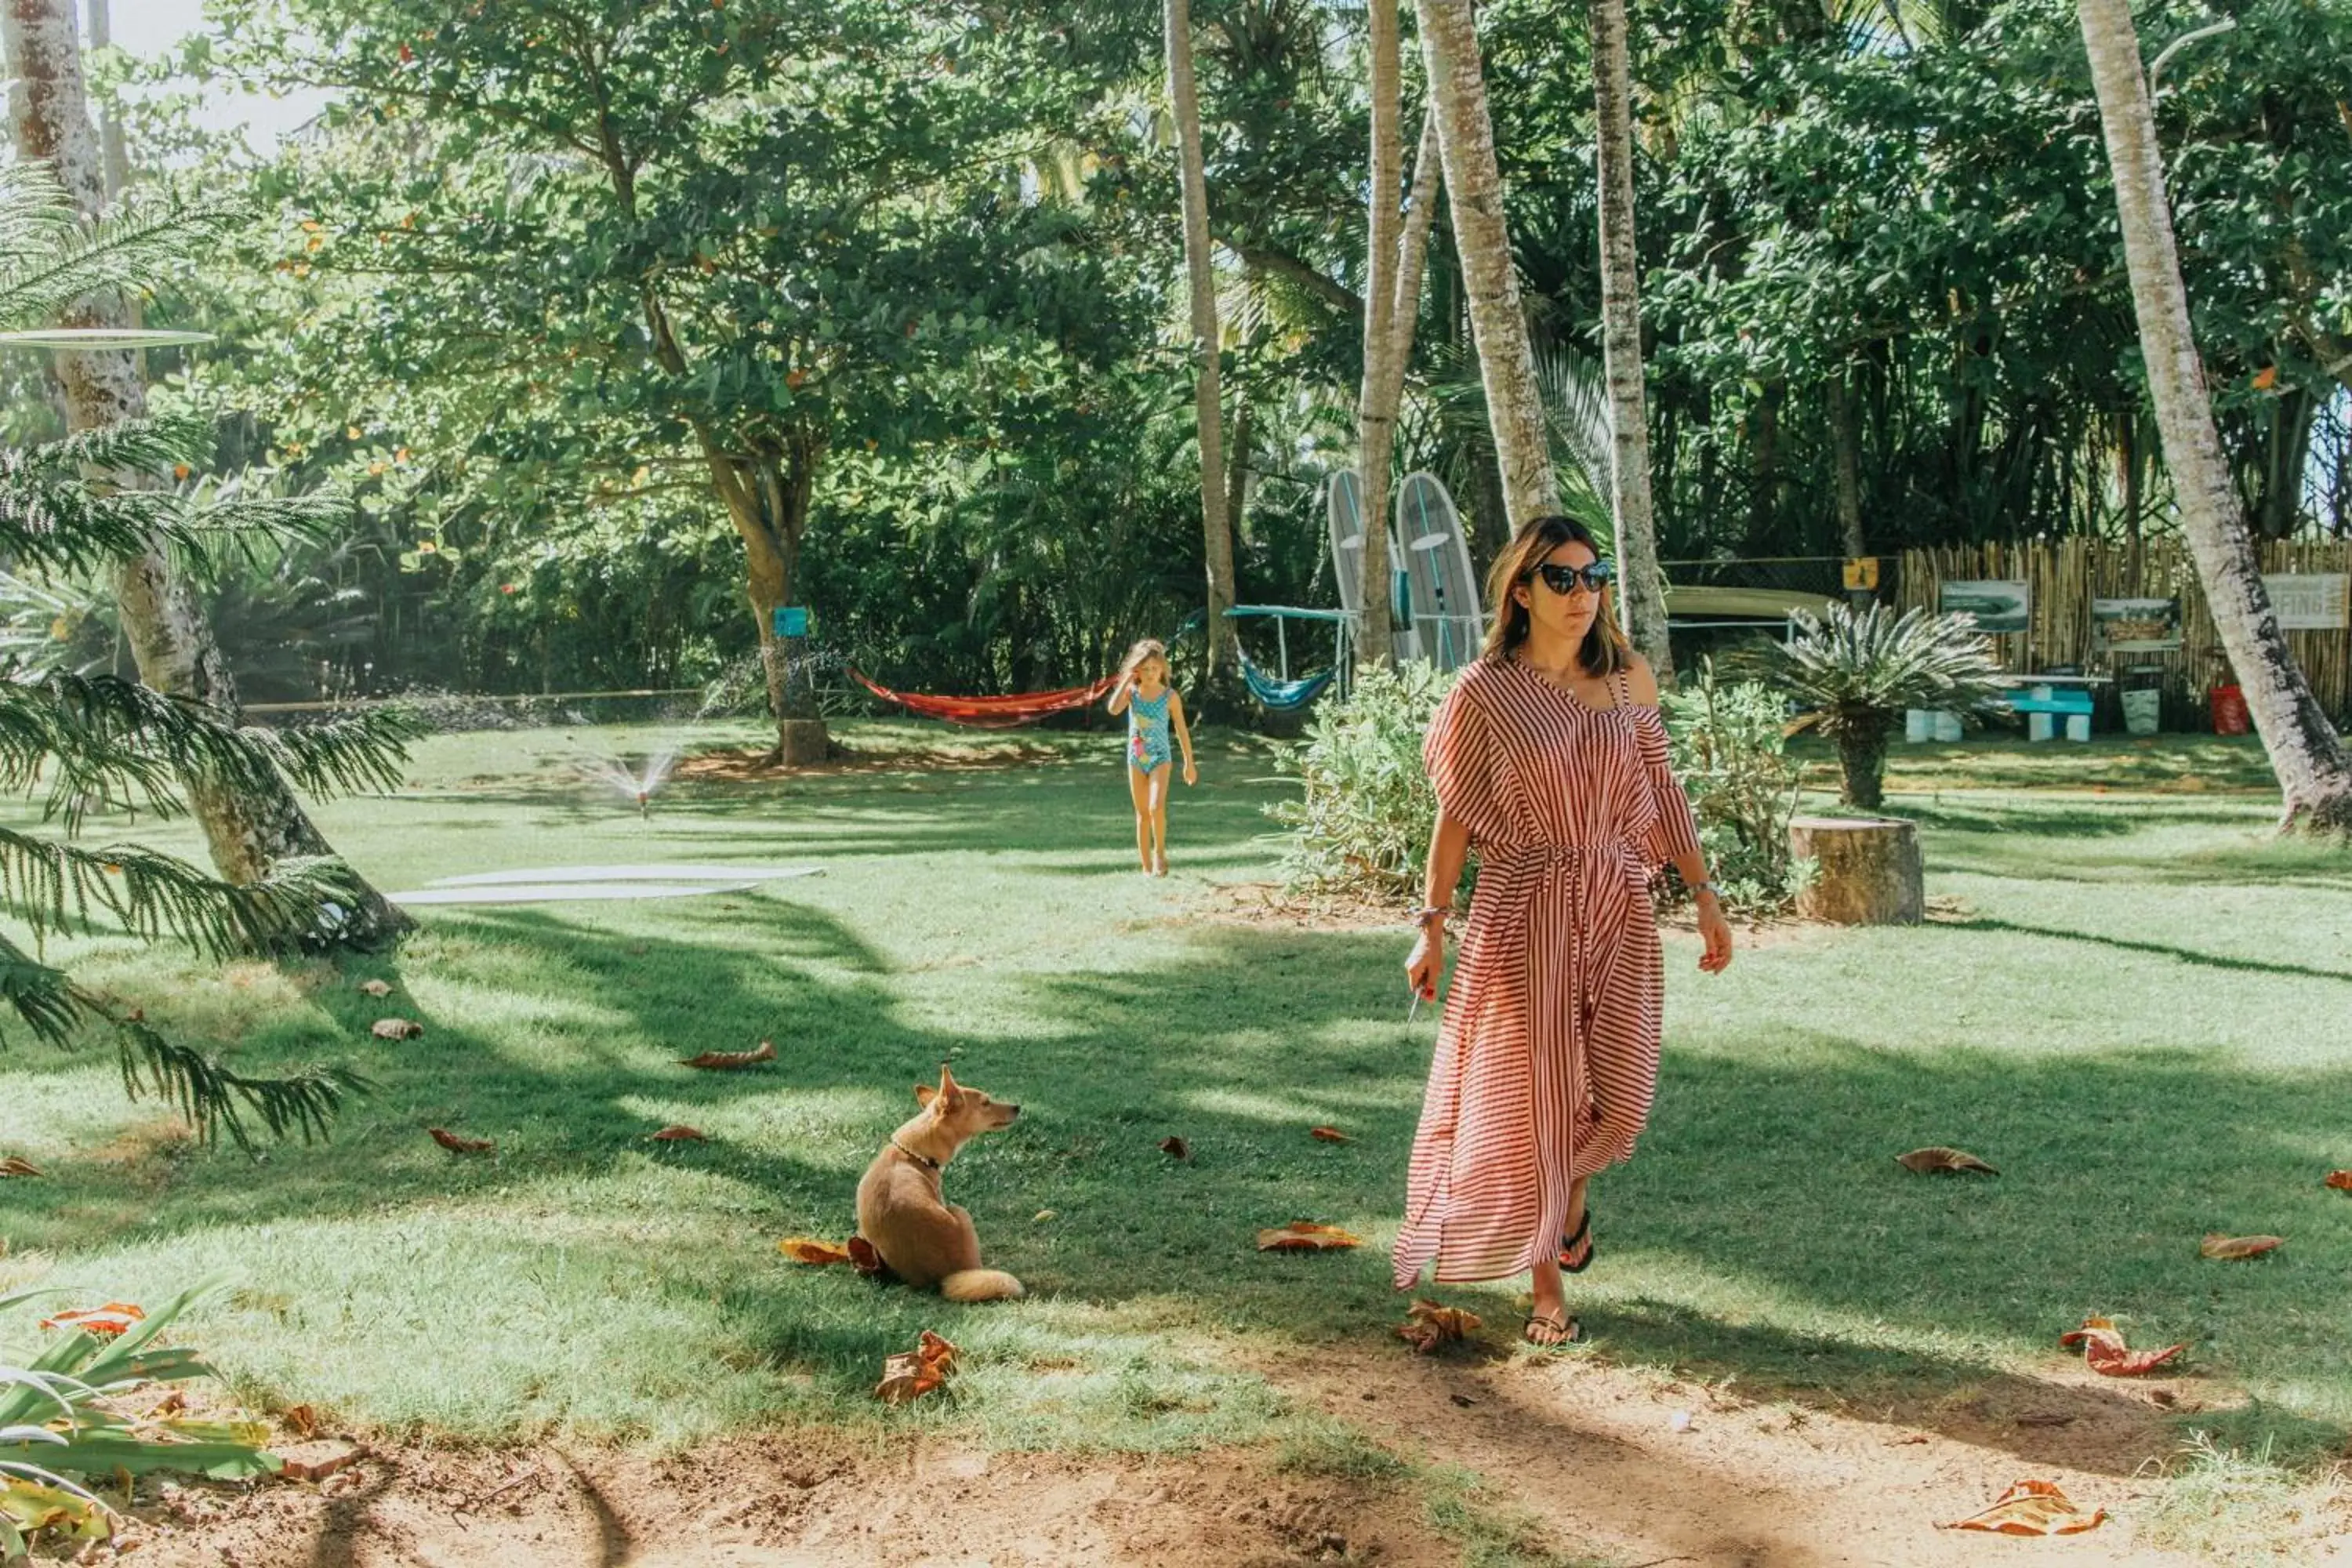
[1941,916,2352,985]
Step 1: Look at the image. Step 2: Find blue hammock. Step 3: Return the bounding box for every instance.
[1239,649,1337,711]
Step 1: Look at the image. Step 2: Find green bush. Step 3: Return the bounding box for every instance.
[1269,662,1453,899]
[1661,661,1815,915]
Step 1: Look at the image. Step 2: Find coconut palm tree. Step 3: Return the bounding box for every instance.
[2075,0,2352,832]
[1414,0,1559,530]
[1163,0,1240,679]
[1588,0,1673,679]
[2,0,411,936]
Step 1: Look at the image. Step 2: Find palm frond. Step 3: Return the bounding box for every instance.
[246,709,416,797]
[0,826,361,954]
[111,1014,368,1149]
[0,165,80,271]
[0,187,241,331]
[22,412,215,481]
[1766,603,2008,731]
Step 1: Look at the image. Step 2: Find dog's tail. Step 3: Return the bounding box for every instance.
[940,1269,1025,1303]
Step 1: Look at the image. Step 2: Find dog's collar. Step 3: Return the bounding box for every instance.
[890,1135,941,1172]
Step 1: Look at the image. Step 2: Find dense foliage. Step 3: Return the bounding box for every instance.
[1660,661,1815,911]
[55,0,2352,706]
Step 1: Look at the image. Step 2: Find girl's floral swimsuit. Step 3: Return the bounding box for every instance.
[1127,688,1174,773]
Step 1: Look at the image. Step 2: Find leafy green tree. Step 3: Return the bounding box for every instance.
[208,0,1144,759]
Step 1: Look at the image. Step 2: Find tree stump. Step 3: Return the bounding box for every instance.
[1789,815,1923,925]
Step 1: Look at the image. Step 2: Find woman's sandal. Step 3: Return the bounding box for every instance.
[1558,1207,1594,1274]
[1522,1312,1581,1348]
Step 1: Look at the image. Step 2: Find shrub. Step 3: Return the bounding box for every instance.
[1659,661,1815,914]
[1268,662,1452,899]
[1768,603,2006,809]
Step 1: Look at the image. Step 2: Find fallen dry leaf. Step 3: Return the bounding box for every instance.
[1257,1221,1363,1253]
[1396,1299,1481,1355]
[278,1442,361,1483]
[1941,1479,2104,1537]
[874,1330,959,1406]
[1896,1146,1998,1176]
[427,1127,494,1154]
[2200,1233,2284,1261]
[679,1040,776,1071]
[370,1017,423,1040]
[356,979,393,998]
[0,1156,40,1178]
[1159,1135,1190,1160]
[281,1404,320,1439]
[40,1302,145,1338]
[2058,1316,2187,1377]
[146,1391,187,1419]
[2325,1171,2352,1192]
[1309,1127,1352,1144]
[847,1236,885,1276]
[777,1236,855,1266]
[647,1125,707,1142]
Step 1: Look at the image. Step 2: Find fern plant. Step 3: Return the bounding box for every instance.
[0,164,402,1143]
[1768,603,2006,809]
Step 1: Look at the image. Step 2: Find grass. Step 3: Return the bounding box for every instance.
[2,719,2350,1493]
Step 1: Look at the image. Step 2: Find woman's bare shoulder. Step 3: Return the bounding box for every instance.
[1621,654,1661,706]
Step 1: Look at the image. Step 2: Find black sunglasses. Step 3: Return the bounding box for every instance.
[1530,560,1617,595]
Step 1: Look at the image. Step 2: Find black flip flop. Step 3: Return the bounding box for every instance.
[1522,1312,1581,1347]
[1558,1207,1594,1274]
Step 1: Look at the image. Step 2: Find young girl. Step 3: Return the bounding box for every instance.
[1106,639,1196,875]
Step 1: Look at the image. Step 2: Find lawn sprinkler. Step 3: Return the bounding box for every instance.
[587,749,679,818]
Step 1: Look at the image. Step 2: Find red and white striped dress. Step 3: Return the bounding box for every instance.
[1393,655,1704,1289]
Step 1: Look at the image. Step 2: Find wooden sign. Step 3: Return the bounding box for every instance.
[2263,574,2350,631]
[1842,557,1880,591]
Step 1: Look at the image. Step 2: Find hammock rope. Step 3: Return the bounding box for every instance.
[850,669,1120,729]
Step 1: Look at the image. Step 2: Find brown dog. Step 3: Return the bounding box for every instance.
[854,1065,1024,1302]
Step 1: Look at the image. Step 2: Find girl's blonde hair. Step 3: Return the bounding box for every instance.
[1479,514,1632,676]
[1118,638,1170,682]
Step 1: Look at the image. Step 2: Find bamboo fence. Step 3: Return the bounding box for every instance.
[1897,538,2352,728]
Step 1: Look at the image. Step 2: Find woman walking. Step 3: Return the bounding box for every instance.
[1398,515,1733,1345]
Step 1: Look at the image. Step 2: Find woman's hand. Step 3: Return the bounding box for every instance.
[1697,893,1734,974]
[1182,759,1198,786]
[1405,925,1445,1002]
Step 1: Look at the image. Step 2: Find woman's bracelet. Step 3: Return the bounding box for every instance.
[1410,905,1450,928]
[1687,878,1719,899]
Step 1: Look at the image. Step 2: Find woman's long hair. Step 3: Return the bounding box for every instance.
[1479,514,1633,676]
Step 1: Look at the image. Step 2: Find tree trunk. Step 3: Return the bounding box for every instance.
[1164,0,1239,679]
[696,427,826,765]
[4,0,407,946]
[1790,815,1923,926]
[1828,369,1870,603]
[1588,0,1671,679]
[2077,0,2352,833]
[1834,723,1891,811]
[1416,0,1559,528]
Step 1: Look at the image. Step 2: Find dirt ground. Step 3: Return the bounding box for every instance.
[88,1338,2352,1568]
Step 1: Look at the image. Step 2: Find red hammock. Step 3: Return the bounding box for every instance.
[851,668,1120,729]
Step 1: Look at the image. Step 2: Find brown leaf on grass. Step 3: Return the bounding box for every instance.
[281,1404,320,1439]
[357,979,394,998]
[777,1237,855,1266]
[1896,1146,1998,1176]
[1257,1221,1363,1253]
[279,1442,361,1483]
[1940,1479,2105,1536]
[370,1017,423,1040]
[2199,1233,2284,1261]
[846,1236,885,1276]
[146,1391,187,1418]
[1159,1135,1190,1160]
[428,1127,494,1154]
[1395,1300,1482,1355]
[0,1156,40,1178]
[40,1302,145,1338]
[679,1040,776,1071]
[2057,1316,2187,1377]
[1309,1127,1352,1144]
[2325,1171,2352,1192]
[647,1125,707,1142]
[874,1330,959,1406]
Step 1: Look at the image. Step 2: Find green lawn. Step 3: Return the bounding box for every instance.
[2,720,2347,1472]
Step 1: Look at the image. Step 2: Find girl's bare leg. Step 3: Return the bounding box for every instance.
[1126,764,1154,872]
[1147,763,1173,873]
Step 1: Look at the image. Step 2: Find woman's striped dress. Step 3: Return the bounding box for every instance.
[1393,655,1704,1289]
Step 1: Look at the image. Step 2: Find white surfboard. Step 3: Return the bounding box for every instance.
[1393,471,1483,671]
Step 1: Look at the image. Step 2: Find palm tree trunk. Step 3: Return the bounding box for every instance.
[3,0,408,943]
[2077,0,2352,832]
[1164,0,1239,679]
[1588,0,1671,678]
[1415,0,1558,528]
[1829,369,1870,602]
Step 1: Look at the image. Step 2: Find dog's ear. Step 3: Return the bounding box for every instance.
[933,1062,965,1109]
[913,1083,936,1106]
